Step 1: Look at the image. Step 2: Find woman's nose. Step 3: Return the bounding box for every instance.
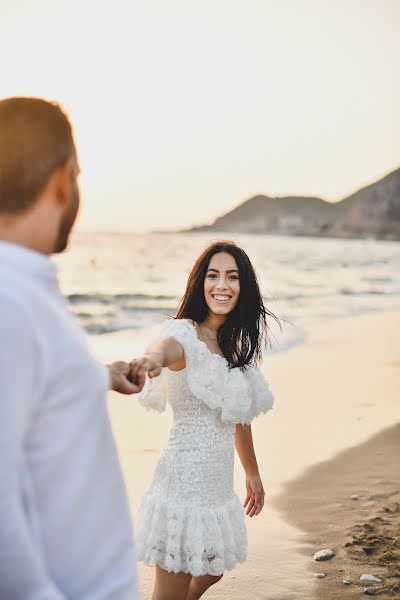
[215,277,228,289]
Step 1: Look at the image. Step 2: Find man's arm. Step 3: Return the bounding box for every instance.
[0,301,65,599]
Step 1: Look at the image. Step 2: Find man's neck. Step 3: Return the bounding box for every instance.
[0,210,55,255]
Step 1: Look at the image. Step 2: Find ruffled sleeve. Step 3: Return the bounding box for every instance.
[138,318,197,412]
[241,365,275,423]
[137,320,180,412]
[139,318,274,425]
[138,367,169,413]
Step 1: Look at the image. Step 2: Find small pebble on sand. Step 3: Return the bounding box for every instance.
[360,574,382,583]
[313,573,326,579]
[342,580,352,584]
[313,548,335,561]
[364,588,377,596]
[351,494,359,500]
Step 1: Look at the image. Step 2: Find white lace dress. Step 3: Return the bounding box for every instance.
[136,319,274,577]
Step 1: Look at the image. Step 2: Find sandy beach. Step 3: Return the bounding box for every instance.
[103,308,400,599]
[277,423,400,598]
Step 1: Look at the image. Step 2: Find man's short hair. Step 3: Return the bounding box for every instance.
[0,97,75,214]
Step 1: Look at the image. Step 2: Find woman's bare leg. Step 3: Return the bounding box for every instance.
[152,565,192,600]
[186,574,223,600]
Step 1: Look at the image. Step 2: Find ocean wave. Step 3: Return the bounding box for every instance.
[84,322,143,335]
[361,276,393,284]
[340,288,386,296]
[68,292,178,305]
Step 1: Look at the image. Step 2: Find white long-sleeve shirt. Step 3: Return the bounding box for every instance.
[0,241,139,600]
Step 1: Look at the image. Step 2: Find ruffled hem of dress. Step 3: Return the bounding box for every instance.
[138,318,275,424]
[136,492,247,576]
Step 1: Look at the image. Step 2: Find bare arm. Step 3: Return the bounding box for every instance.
[130,337,185,380]
[235,424,265,517]
[235,424,259,475]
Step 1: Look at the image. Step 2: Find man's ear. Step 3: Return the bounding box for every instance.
[51,158,75,207]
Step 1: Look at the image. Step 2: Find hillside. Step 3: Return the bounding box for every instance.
[189,168,400,240]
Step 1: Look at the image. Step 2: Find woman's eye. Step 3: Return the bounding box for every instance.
[229,275,239,280]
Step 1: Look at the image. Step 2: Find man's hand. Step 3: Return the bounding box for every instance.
[108,361,145,394]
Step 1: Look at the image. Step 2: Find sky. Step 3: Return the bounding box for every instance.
[0,0,399,232]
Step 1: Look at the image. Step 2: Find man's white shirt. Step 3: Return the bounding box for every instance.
[0,241,139,599]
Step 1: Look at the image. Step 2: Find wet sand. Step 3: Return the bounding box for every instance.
[277,424,400,598]
[101,309,400,599]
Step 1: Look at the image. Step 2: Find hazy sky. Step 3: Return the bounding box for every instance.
[1,0,399,231]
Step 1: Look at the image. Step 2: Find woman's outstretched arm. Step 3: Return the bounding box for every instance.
[129,337,185,379]
[235,424,265,517]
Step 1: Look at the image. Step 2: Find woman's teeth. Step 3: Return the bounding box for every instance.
[212,295,231,303]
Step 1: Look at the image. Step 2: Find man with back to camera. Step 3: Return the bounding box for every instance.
[0,97,143,599]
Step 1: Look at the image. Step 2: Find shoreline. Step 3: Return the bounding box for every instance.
[275,423,400,598]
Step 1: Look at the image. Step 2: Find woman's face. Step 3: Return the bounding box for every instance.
[204,252,240,316]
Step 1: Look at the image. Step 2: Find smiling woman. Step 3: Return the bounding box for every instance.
[129,240,279,600]
[176,241,280,368]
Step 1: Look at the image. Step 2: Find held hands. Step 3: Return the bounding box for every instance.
[108,351,164,395]
[243,473,265,518]
[108,361,146,395]
[129,351,164,381]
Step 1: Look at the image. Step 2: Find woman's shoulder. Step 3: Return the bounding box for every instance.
[161,318,200,349]
[163,317,196,333]
[163,317,194,325]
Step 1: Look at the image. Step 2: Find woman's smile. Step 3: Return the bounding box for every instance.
[212,294,232,304]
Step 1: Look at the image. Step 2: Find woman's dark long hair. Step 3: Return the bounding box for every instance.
[176,241,280,369]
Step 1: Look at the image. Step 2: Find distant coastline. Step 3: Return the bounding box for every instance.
[179,167,400,241]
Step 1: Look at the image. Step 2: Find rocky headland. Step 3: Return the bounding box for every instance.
[188,167,400,240]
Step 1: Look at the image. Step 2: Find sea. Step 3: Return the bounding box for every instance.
[56,230,400,360]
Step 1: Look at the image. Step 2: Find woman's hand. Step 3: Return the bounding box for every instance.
[129,351,164,380]
[243,473,265,517]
